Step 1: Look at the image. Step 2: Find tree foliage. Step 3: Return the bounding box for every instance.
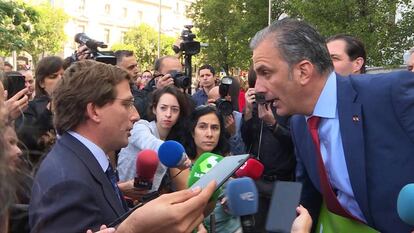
[23,3,68,64]
[113,24,176,70]
[0,0,38,55]
[188,0,285,73]
[284,0,414,66]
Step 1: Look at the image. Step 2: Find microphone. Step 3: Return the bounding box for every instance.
[187,152,223,201]
[226,177,259,232]
[235,158,264,180]
[74,33,107,49]
[158,140,189,169]
[134,149,159,190]
[397,183,414,225]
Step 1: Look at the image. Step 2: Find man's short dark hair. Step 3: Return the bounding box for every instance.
[250,18,334,76]
[53,60,130,135]
[198,64,215,76]
[327,34,367,73]
[114,50,134,65]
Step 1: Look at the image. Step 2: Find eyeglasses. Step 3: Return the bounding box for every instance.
[114,98,135,110]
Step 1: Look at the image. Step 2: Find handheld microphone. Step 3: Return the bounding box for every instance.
[235,158,264,180]
[158,140,189,169]
[188,152,223,201]
[397,183,414,225]
[226,177,258,232]
[134,149,159,190]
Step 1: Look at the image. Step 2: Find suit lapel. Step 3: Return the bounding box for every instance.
[336,77,373,224]
[60,133,126,216]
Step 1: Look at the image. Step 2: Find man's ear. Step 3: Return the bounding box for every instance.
[86,102,100,123]
[352,57,364,74]
[295,60,314,86]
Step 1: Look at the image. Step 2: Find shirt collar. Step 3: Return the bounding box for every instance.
[68,131,109,172]
[311,72,337,119]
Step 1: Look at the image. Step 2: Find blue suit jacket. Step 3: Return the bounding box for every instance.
[29,133,127,233]
[291,71,414,233]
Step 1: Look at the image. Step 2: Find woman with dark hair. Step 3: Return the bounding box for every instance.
[183,105,241,233]
[15,56,64,167]
[117,85,191,198]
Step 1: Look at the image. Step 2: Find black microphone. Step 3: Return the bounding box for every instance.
[74,33,107,49]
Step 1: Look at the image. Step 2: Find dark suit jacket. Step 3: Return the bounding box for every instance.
[291,71,414,233]
[29,133,127,233]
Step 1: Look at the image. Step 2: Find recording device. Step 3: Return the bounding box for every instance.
[266,181,303,233]
[173,25,201,95]
[74,33,116,65]
[397,183,414,225]
[2,72,26,99]
[215,76,233,116]
[158,140,188,169]
[226,177,259,232]
[134,149,159,190]
[255,92,267,105]
[169,70,190,89]
[173,25,200,56]
[235,158,264,180]
[188,153,249,201]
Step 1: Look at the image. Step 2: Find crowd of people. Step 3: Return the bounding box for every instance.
[1,17,413,233]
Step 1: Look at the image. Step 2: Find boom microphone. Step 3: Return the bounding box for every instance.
[74,33,107,49]
[187,152,223,201]
[226,177,258,232]
[158,140,189,169]
[235,158,264,180]
[134,149,159,190]
[397,183,414,225]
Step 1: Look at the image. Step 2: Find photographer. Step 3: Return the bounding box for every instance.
[207,77,246,155]
[241,68,295,233]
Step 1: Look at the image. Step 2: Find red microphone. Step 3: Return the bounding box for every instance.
[134,149,159,190]
[235,158,264,180]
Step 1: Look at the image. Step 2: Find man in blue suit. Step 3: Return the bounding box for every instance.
[250,18,414,232]
[29,60,217,233]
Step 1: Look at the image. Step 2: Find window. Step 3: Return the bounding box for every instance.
[104,29,110,44]
[122,7,128,18]
[104,4,111,15]
[121,31,127,43]
[78,25,85,33]
[137,10,143,22]
[79,0,85,13]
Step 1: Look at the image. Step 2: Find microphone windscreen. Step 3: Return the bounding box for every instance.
[235,158,264,180]
[158,140,186,168]
[188,152,223,201]
[226,177,258,216]
[397,183,414,225]
[136,149,159,180]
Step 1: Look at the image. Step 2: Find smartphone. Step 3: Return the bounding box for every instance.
[189,154,250,192]
[3,72,26,99]
[255,92,267,105]
[266,181,303,233]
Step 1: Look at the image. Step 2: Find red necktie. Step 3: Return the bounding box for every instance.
[307,116,361,222]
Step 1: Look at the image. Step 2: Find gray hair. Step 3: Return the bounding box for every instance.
[250,18,333,75]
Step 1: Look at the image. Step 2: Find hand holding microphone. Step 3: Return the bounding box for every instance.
[158,140,191,170]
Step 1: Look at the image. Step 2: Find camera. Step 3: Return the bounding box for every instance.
[74,33,116,65]
[169,70,190,89]
[173,25,201,56]
[215,76,233,116]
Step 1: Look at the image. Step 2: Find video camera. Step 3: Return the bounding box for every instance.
[215,76,233,116]
[74,33,116,65]
[173,25,201,56]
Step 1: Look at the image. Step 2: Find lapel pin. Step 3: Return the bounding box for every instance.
[352,115,360,122]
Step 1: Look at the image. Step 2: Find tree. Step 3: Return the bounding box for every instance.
[0,0,38,56]
[23,3,68,64]
[188,0,285,73]
[284,0,414,67]
[113,24,176,70]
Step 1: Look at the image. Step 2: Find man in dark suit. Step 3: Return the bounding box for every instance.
[250,18,414,232]
[29,60,216,233]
